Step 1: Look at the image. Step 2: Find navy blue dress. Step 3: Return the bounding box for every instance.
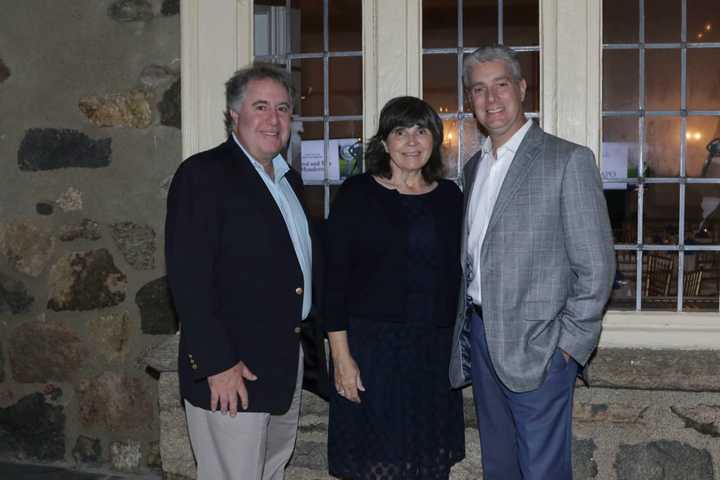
[326,176,465,480]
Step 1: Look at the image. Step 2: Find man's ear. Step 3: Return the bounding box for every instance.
[519,78,528,103]
[228,109,239,127]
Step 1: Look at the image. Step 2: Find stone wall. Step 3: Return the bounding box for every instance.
[0,0,181,474]
[146,341,720,480]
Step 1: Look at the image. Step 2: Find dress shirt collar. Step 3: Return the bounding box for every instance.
[231,132,289,182]
[481,118,534,159]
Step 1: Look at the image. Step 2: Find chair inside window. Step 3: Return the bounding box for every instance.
[643,254,674,297]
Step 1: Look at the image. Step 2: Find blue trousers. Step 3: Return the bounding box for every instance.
[470,309,578,480]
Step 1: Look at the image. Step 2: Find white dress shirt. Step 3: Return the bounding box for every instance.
[233,133,313,320]
[466,118,533,305]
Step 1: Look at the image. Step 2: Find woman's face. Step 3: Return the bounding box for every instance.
[383,124,434,175]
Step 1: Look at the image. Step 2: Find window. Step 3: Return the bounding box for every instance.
[603,0,720,312]
[421,0,540,180]
[254,0,363,219]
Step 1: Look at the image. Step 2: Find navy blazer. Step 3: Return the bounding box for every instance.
[166,138,327,414]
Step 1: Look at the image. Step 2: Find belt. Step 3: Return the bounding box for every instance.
[471,303,482,317]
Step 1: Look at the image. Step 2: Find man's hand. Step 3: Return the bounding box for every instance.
[207,361,257,416]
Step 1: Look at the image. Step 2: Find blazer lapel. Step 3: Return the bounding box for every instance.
[484,124,544,245]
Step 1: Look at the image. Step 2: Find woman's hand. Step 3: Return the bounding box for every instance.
[327,330,366,403]
[333,354,365,403]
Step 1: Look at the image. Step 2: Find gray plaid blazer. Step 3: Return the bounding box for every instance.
[449,124,615,392]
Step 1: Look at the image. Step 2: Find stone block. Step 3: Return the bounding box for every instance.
[108,0,154,22]
[574,401,648,424]
[35,202,53,215]
[89,311,129,363]
[109,440,142,472]
[290,441,327,470]
[158,373,196,479]
[671,404,720,438]
[139,64,178,90]
[573,438,598,479]
[9,321,86,383]
[110,222,156,270]
[47,248,127,311]
[56,186,84,212]
[159,79,181,129]
[0,392,65,461]
[59,219,102,242]
[591,348,720,392]
[17,128,112,171]
[78,372,153,432]
[0,58,9,83]
[0,221,55,277]
[0,344,4,383]
[145,335,180,373]
[449,428,482,480]
[79,90,152,129]
[615,440,714,480]
[161,0,180,16]
[0,271,34,314]
[72,435,102,464]
[146,440,162,470]
[136,277,178,334]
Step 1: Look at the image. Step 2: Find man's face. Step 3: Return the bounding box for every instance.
[230,78,292,164]
[467,59,527,148]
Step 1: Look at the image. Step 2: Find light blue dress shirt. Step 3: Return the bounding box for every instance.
[233,134,313,320]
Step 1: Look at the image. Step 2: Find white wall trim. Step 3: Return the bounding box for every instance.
[362,0,422,143]
[180,0,253,159]
[600,312,720,349]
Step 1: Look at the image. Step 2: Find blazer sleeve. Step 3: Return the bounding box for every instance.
[557,147,616,366]
[165,159,236,379]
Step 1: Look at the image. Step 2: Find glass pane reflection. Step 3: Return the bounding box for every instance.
[682,252,719,312]
[423,0,458,49]
[293,59,324,118]
[329,57,363,116]
[603,0,638,43]
[687,49,720,111]
[603,50,639,111]
[645,50,680,111]
[463,0,498,48]
[329,0,362,51]
[643,184,679,244]
[645,0,680,43]
[608,251,637,311]
[504,0,539,46]
[687,116,720,178]
[423,54,459,114]
[641,251,678,310]
[687,1,720,44]
[645,117,681,177]
[686,185,720,244]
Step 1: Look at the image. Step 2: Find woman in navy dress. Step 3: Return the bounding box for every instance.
[325,96,465,480]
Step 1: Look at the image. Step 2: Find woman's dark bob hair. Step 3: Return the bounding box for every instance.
[365,96,445,182]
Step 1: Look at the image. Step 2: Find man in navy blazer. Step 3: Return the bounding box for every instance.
[165,64,321,480]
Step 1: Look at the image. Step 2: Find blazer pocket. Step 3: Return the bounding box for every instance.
[522,300,564,322]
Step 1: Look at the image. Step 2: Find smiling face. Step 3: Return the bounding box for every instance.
[467,59,527,149]
[229,78,292,165]
[383,125,434,176]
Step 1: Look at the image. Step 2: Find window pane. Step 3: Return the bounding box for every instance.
[605,187,638,244]
[504,0,538,46]
[603,0,638,43]
[603,50,639,110]
[329,57,362,116]
[645,0,681,43]
[293,59,324,117]
[290,0,323,53]
[687,48,720,111]
[603,116,640,179]
[441,119,460,178]
[301,121,323,140]
[687,1,720,44]
[331,121,363,179]
[645,50,680,111]
[463,0,498,48]
[645,116,681,177]
[517,51,540,113]
[609,251,637,310]
[687,116,720,178]
[329,0,361,51]
[423,0,458,49]
[423,54,458,114]
[686,185,720,243]
[643,184,679,244]
[641,252,678,310]
[462,116,485,165]
[683,252,719,312]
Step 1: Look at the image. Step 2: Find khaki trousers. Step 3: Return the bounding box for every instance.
[185,348,304,480]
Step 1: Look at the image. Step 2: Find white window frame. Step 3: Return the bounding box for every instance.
[179,0,720,349]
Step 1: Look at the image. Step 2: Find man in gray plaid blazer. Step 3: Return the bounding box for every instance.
[449,45,615,480]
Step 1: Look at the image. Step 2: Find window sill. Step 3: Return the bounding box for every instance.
[600,311,720,349]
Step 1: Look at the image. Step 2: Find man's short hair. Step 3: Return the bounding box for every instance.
[224,63,296,134]
[462,45,523,88]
